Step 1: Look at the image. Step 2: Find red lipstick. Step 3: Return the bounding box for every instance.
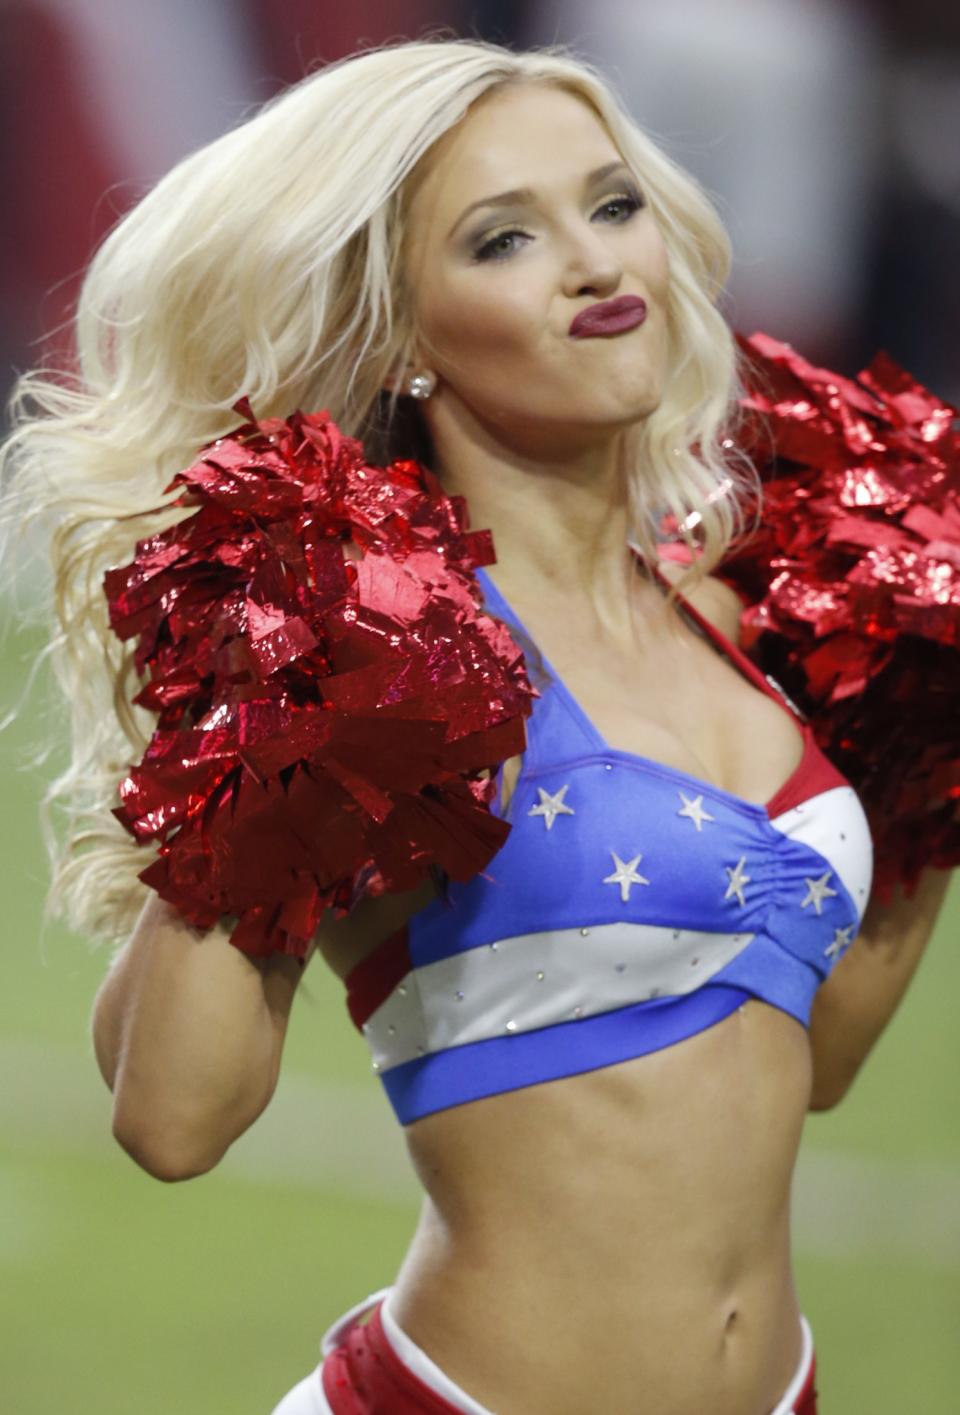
[569,295,647,339]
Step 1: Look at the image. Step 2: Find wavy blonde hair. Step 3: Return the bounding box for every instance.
[2,36,759,950]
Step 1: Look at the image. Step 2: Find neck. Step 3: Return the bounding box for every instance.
[425,393,641,619]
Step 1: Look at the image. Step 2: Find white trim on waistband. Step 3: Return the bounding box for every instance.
[379,1291,496,1415]
[319,1287,394,1357]
[771,1315,814,1415]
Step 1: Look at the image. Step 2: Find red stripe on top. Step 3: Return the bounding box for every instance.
[650,560,790,711]
[764,727,849,817]
[345,926,412,1031]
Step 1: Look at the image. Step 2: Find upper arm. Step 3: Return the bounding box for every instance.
[807,867,955,1109]
[313,877,437,982]
[93,899,316,1178]
[247,949,313,1093]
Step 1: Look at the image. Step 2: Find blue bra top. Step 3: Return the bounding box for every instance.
[346,555,874,1125]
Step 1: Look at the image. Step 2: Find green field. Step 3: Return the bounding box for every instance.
[1,622,957,1413]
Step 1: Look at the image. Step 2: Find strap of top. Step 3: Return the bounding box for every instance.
[646,556,807,724]
[473,566,602,768]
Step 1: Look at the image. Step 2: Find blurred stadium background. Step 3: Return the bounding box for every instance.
[1,2,958,1411]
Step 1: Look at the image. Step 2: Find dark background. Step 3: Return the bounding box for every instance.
[3,0,959,415]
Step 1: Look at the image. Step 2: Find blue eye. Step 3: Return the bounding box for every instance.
[471,188,645,264]
[593,191,644,223]
[473,229,532,263]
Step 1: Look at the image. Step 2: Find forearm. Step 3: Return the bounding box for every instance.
[808,867,955,1110]
[93,895,303,1176]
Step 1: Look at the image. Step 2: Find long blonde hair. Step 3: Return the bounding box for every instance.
[2,36,758,950]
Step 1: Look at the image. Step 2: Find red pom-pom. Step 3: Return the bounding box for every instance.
[105,403,535,958]
[716,332,960,901]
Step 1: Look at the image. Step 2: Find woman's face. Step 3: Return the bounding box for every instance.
[403,82,671,457]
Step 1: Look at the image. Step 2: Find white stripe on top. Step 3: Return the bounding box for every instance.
[361,921,755,1072]
[769,784,873,915]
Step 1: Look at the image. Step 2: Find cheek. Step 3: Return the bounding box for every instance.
[420,269,546,378]
[657,250,671,300]
[644,231,671,298]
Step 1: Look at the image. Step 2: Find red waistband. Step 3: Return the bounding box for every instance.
[793,1348,819,1415]
[322,1302,465,1414]
[321,1300,819,1415]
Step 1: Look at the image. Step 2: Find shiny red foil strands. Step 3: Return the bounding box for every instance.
[105,402,535,959]
[717,332,960,901]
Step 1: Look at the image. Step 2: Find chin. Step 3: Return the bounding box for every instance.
[587,361,665,414]
[593,387,664,428]
[482,382,663,449]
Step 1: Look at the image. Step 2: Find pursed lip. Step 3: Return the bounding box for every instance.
[569,295,648,339]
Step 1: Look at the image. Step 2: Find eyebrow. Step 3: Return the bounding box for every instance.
[447,160,636,240]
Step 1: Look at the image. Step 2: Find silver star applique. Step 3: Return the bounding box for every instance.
[824,925,854,959]
[801,871,839,916]
[528,784,575,831]
[677,790,716,832]
[603,851,651,903]
[724,856,751,908]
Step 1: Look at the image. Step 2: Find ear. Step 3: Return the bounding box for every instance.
[382,365,438,398]
[382,342,419,394]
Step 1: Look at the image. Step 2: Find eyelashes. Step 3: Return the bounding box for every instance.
[471,188,646,264]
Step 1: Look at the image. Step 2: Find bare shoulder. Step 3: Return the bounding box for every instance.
[655,558,745,647]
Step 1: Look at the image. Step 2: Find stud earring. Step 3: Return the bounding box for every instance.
[407,371,436,401]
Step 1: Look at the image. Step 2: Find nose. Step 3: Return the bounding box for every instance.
[560,219,623,299]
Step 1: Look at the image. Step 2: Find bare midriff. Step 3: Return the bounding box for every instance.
[387,999,812,1415]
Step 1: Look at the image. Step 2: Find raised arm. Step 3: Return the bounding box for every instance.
[93,879,435,1182]
[807,867,955,1111]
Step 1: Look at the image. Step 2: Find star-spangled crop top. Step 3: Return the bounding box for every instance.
[345,554,875,1125]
